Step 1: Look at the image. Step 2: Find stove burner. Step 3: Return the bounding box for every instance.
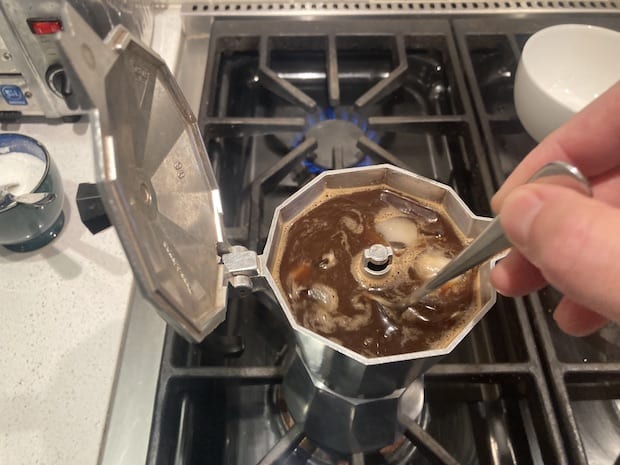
[271,385,429,465]
[293,108,380,173]
[306,119,366,170]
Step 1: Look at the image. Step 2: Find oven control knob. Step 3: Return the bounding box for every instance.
[46,64,72,98]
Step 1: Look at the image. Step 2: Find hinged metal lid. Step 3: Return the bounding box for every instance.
[58,4,228,342]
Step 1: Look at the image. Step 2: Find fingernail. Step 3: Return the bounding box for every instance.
[500,187,543,248]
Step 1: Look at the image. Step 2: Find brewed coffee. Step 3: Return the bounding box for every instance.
[272,186,479,357]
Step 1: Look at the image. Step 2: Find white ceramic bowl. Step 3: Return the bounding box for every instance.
[514,24,620,142]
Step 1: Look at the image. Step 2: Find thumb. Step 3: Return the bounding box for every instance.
[499,183,620,324]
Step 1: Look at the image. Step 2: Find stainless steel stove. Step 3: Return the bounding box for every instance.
[138,9,620,465]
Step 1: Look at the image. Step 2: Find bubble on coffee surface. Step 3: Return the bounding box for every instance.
[272,186,479,358]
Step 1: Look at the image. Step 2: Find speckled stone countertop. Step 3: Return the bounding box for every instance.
[0,120,134,465]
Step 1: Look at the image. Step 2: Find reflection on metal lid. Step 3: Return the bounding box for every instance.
[58,4,228,342]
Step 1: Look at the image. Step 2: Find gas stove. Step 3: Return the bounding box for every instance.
[1,1,618,464]
[127,9,620,465]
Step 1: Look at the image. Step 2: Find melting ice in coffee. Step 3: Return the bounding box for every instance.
[273,186,479,358]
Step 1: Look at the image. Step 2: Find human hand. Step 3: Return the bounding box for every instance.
[490,81,620,336]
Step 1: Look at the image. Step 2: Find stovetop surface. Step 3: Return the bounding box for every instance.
[147,13,620,465]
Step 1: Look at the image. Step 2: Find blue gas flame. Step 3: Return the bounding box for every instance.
[293,107,380,174]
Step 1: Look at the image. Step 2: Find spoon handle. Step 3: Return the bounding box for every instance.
[409,217,509,302]
[0,191,57,211]
[17,192,57,208]
[409,161,592,304]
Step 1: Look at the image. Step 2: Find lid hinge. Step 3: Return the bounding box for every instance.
[222,246,261,296]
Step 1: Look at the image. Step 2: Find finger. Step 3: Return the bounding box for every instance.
[492,81,620,211]
[553,297,609,337]
[494,161,620,214]
[499,183,620,325]
[490,249,547,297]
[591,165,620,208]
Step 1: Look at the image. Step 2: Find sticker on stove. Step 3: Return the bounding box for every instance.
[0,85,27,105]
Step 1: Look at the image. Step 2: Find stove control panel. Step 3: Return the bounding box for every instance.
[0,1,79,119]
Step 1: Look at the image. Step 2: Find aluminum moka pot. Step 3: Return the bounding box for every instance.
[261,164,497,399]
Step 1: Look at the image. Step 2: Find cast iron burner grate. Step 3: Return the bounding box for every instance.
[198,18,494,251]
[146,13,620,465]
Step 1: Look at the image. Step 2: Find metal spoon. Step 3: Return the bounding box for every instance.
[406,161,592,305]
[0,188,57,211]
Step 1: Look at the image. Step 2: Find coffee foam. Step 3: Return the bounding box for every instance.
[281,184,469,243]
[270,184,482,355]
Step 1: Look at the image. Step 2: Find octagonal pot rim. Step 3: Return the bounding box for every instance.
[261,163,498,367]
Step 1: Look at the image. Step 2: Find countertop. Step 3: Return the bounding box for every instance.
[0,8,195,465]
[0,119,139,465]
